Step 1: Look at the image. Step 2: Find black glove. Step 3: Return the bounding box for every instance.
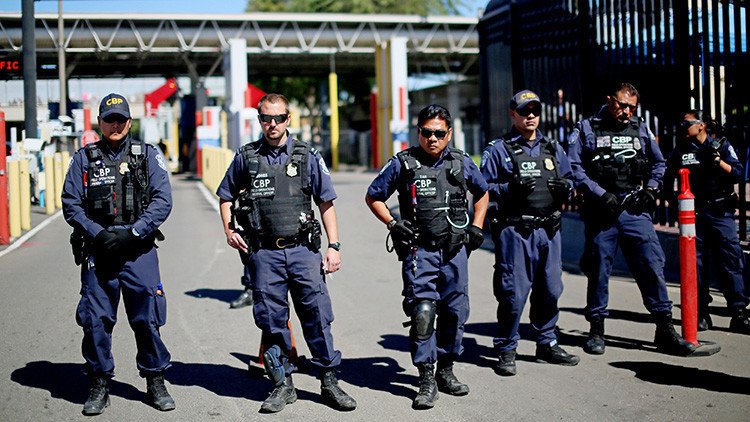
[547,177,572,202]
[509,176,536,199]
[699,146,721,166]
[624,188,657,215]
[600,192,622,218]
[94,230,118,253]
[100,228,140,254]
[466,225,484,251]
[389,220,417,259]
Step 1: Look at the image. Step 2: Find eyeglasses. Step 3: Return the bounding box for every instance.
[259,114,289,124]
[613,99,638,112]
[102,115,129,124]
[516,106,541,117]
[418,127,449,140]
[680,119,702,128]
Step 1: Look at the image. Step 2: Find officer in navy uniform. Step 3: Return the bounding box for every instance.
[665,111,750,333]
[480,90,580,376]
[567,82,695,356]
[365,104,489,410]
[217,93,356,413]
[62,93,175,415]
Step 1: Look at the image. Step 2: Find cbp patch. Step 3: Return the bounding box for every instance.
[729,145,738,160]
[156,153,167,171]
[319,157,330,175]
[480,150,490,168]
[568,129,579,145]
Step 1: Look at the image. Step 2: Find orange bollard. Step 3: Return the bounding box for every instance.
[677,168,698,346]
[256,321,298,366]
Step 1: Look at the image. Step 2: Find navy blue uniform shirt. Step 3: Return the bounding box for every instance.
[666,136,743,184]
[62,136,173,239]
[480,129,573,211]
[567,107,665,197]
[217,137,336,204]
[367,147,488,201]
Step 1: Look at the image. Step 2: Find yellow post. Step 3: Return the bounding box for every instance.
[54,153,63,209]
[329,72,339,171]
[220,110,228,150]
[8,159,21,238]
[44,155,55,215]
[19,158,31,230]
[61,151,70,175]
[171,118,179,173]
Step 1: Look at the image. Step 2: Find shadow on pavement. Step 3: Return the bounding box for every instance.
[10,361,143,405]
[338,356,418,401]
[464,322,580,348]
[610,361,750,395]
[184,288,241,304]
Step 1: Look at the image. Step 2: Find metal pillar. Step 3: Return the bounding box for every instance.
[224,38,248,151]
[58,0,67,117]
[374,37,409,166]
[22,0,37,138]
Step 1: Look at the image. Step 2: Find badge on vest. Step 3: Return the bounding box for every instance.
[119,162,130,174]
[89,165,116,187]
[250,174,276,199]
[544,158,555,171]
[286,163,298,177]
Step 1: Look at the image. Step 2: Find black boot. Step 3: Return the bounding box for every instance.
[536,342,580,366]
[494,349,516,376]
[146,374,175,411]
[82,375,110,416]
[653,312,696,356]
[229,287,253,309]
[697,308,713,332]
[435,362,469,396]
[320,368,357,411]
[729,308,750,334]
[260,376,297,413]
[412,363,438,410]
[584,317,606,355]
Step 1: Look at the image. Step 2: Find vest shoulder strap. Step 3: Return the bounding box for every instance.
[239,141,262,178]
[446,148,467,190]
[289,140,310,190]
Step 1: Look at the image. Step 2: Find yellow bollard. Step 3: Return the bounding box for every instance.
[61,151,71,176]
[329,72,340,171]
[54,153,63,209]
[19,158,31,230]
[220,111,228,150]
[44,155,55,215]
[8,159,21,238]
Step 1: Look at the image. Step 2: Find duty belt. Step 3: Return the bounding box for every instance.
[501,211,562,230]
[254,235,303,250]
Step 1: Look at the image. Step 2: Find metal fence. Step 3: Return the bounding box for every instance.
[479,0,749,236]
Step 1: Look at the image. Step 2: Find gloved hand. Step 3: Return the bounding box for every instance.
[547,177,572,202]
[100,228,140,254]
[466,225,484,251]
[509,176,536,199]
[389,220,417,259]
[600,192,622,218]
[94,229,118,253]
[624,187,657,215]
[699,146,721,166]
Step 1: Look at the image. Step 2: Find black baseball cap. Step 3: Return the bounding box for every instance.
[99,93,130,119]
[509,89,541,110]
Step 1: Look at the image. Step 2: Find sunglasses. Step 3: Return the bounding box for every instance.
[102,115,129,124]
[259,113,289,124]
[680,119,702,128]
[612,99,638,112]
[516,106,541,117]
[418,127,449,140]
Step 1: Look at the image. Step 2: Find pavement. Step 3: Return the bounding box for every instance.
[1,171,748,421]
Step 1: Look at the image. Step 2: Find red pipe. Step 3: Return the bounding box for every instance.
[83,107,91,131]
[677,168,698,346]
[0,111,9,245]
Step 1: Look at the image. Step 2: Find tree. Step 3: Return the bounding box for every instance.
[246,0,466,15]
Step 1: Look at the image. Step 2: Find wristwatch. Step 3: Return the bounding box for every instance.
[328,242,342,251]
[387,219,397,230]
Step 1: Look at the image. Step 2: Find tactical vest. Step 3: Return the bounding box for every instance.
[84,138,149,226]
[502,137,560,217]
[239,140,312,238]
[675,137,734,204]
[396,147,469,247]
[585,117,649,194]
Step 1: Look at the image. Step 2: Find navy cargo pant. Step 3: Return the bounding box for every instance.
[492,226,563,352]
[696,210,749,311]
[581,210,672,320]
[248,245,341,375]
[401,246,470,366]
[76,246,170,377]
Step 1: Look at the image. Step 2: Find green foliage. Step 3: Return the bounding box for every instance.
[246,0,465,15]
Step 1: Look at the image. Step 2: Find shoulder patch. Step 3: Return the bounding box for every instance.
[480,150,490,168]
[318,156,330,175]
[155,153,167,171]
[728,145,738,160]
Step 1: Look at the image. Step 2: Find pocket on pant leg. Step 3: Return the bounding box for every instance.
[75,293,91,328]
[152,285,167,327]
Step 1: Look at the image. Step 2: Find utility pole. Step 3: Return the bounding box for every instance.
[58,0,67,117]
[22,0,37,138]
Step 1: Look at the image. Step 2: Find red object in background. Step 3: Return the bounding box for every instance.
[244,83,267,109]
[677,168,698,346]
[81,130,100,147]
[370,93,379,168]
[83,107,91,131]
[196,147,202,178]
[205,109,213,127]
[195,110,203,127]
[0,111,9,245]
[144,77,178,117]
